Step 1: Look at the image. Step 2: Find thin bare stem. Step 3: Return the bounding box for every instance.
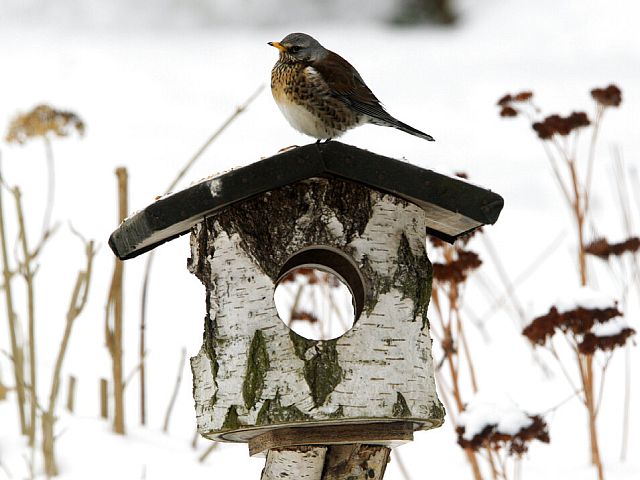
[105,168,128,435]
[0,160,28,435]
[137,85,264,425]
[13,187,37,448]
[621,344,630,461]
[393,451,412,480]
[584,105,605,214]
[41,137,55,241]
[163,347,186,433]
[165,84,264,194]
[548,340,581,397]
[456,309,478,393]
[198,443,218,463]
[43,238,95,477]
[541,142,572,207]
[594,353,612,417]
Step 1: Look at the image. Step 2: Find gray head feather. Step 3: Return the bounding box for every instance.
[279,33,327,62]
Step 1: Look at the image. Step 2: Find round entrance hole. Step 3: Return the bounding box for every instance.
[273,247,365,341]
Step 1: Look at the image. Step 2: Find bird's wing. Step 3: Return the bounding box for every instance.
[310,51,394,120]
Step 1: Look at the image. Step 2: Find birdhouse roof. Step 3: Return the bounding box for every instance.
[109,142,503,260]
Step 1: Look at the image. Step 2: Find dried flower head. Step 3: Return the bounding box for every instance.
[523,305,622,346]
[497,94,513,106]
[496,91,533,118]
[6,104,85,144]
[280,267,320,284]
[500,106,518,117]
[457,414,549,456]
[585,237,640,260]
[591,84,622,107]
[578,327,635,354]
[514,91,533,102]
[497,91,533,106]
[433,249,482,284]
[532,112,590,140]
[290,310,319,324]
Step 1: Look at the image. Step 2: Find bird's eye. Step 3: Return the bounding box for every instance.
[288,46,301,54]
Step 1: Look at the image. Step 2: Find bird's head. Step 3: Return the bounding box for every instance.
[268,33,326,63]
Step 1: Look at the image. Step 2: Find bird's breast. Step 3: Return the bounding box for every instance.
[270,61,361,139]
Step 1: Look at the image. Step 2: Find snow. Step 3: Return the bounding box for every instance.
[1,0,639,479]
[592,317,631,338]
[457,392,534,441]
[543,285,618,316]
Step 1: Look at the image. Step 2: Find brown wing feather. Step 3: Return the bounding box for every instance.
[310,50,435,141]
[310,51,392,120]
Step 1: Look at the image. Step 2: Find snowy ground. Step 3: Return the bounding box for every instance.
[1,0,639,478]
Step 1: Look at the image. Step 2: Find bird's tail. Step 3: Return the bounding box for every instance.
[370,114,435,141]
[389,118,435,142]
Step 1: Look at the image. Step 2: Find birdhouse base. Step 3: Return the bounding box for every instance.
[248,421,414,457]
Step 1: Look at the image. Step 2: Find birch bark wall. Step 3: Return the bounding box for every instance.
[188,178,444,443]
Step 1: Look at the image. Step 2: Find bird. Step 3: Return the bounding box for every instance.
[268,33,434,142]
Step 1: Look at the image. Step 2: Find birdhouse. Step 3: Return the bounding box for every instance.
[110,142,503,476]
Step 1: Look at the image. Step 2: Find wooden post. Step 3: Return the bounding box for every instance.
[261,445,390,480]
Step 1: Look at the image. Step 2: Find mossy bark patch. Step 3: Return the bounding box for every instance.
[256,392,311,426]
[210,179,372,280]
[429,399,446,421]
[392,392,412,418]
[289,330,316,361]
[328,405,344,418]
[305,340,343,407]
[393,233,432,327]
[222,405,244,430]
[243,330,270,410]
[289,331,343,407]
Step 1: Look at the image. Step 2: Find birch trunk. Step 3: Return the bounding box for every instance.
[189,178,444,443]
[261,445,390,480]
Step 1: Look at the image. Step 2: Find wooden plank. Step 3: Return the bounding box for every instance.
[109,142,503,260]
[249,421,413,456]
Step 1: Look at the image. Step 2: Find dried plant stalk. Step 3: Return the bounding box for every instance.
[138,84,264,425]
[105,167,128,435]
[0,378,7,401]
[499,86,626,480]
[100,378,109,419]
[66,375,76,413]
[42,239,95,477]
[162,347,186,433]
[0,166,28,435]
[12,186,37,447]
[430,242,485,480]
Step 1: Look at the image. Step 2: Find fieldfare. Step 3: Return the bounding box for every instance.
[268,33,434,142]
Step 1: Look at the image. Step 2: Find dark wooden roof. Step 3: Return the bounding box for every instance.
[109,142,504,260]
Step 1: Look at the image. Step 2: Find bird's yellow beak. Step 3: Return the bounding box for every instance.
[268,41,287,53]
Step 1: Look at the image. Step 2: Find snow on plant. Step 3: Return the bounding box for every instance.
[428,226,490,480]
[456,393,549,480]
[499,85,634,480]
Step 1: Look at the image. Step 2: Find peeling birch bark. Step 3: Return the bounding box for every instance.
[261,446,327,480]
[189,178,444,443]
[260,445,390,480]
